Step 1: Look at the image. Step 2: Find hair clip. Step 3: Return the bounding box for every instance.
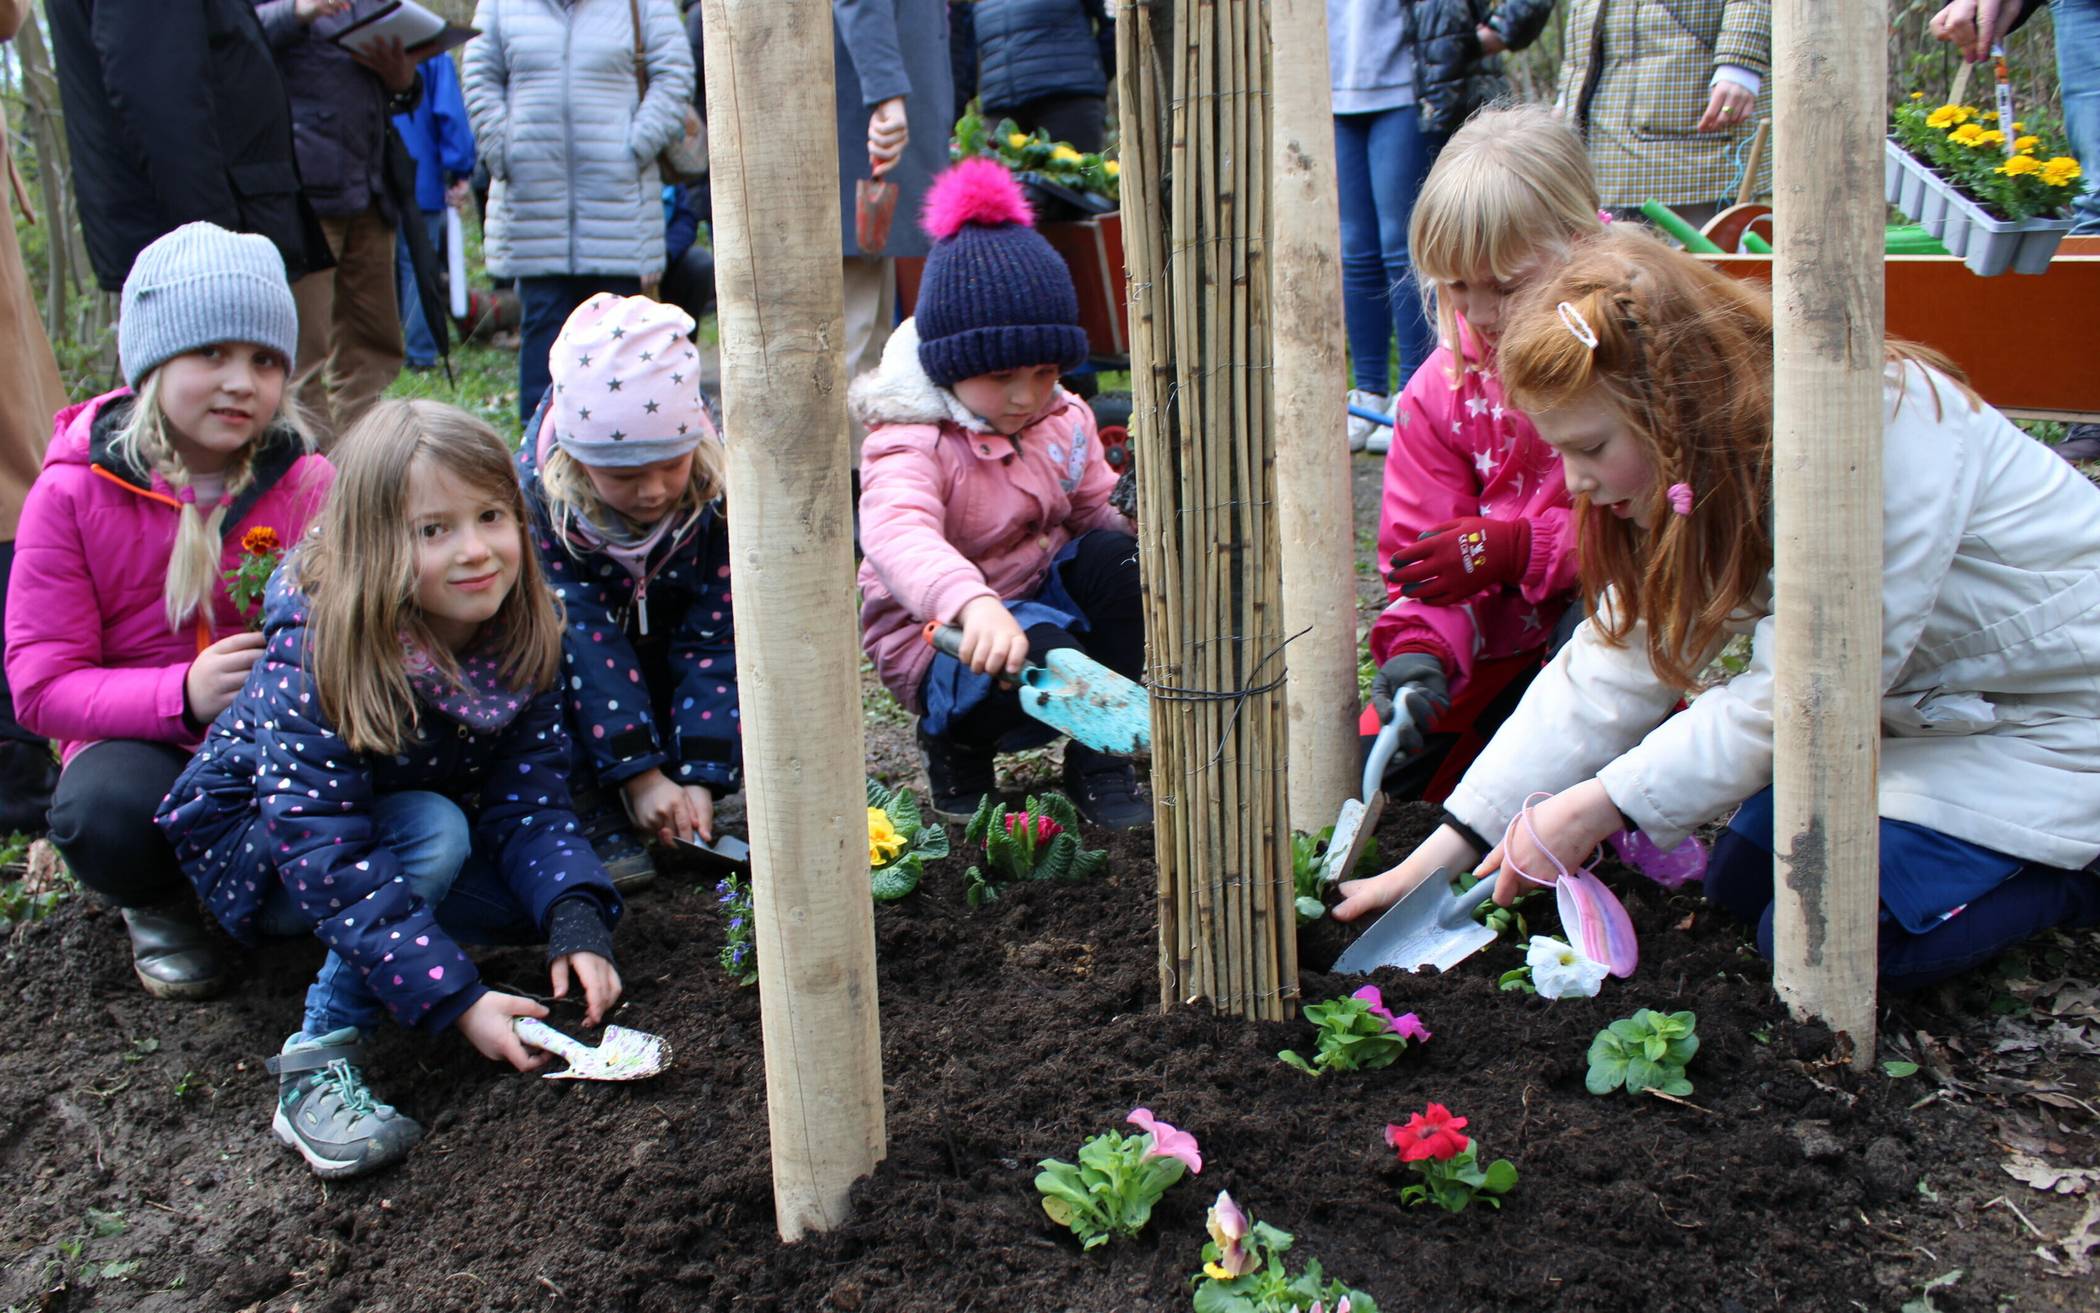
[1556,301,1599,350]
[1667,483,1694,516]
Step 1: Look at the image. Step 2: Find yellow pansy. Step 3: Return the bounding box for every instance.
[2041,156,2084,187]
[2014,135,2041,154]
[1050,144,1083,164]
[867,807,906,866]
[1998,153,2042,177]
[1007,132,1030,149]
[1203,1262,1236,1282]
[1104,160,1120,177]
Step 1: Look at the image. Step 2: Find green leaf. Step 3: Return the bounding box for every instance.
[1586,1054,1627,1095]
[1278,1049,1321,1077]
[99,1259,142,1280]
[885,786,924,835]
[1295,894,1326,924]
[865,777,891,809]
[1882,1059,1920,1079]
[1037,791,1083,832]
[1608,1017,1647,1042]
[870,858,920,902]
[1659,1074,1694,1097]
[1625,1054,1663,1093]
[86,1208,126,1238]
[1068,845,1109,881]
[1480,1158,1519,1193]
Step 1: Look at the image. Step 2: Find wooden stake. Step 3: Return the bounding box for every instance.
[1264,0,1357,837]
[699,0,885,1237]
[1768,0,1882,1071]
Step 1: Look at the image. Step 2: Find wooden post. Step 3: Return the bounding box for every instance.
[698,0,886,1238]
[1768,0,1882,1068]
[1120,0,1297,1022]
[1266,0,1360,834]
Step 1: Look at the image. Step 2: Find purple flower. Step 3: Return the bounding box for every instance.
[1352,985,1431,1042]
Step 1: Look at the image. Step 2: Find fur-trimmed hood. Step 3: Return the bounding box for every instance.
[848,318,1019,433]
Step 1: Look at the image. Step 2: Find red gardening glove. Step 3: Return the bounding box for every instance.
[1388,516,1531,606]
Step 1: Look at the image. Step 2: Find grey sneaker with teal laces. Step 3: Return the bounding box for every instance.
[264,1028,423,1179]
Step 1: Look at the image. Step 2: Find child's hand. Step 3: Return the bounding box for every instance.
[956,596,1029,677]
[1475,22,1507,54]
[1475,779,1623,907]
[1390,517,1530,605]
[684,785,715,843]
[458,991,551,1072]
[184,631,268,724]
[552,951,623,1028]
[622,768,695,846]
[1334,824,1480,922]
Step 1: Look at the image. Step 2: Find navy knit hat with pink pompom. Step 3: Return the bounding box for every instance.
[914,158,1088,388]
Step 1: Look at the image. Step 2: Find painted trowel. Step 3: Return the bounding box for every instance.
[923,622,1151,755]
[513,1017,672,1081]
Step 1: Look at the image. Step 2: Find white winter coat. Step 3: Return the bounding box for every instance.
[1448,363,2100,884]
[463,0,693,279]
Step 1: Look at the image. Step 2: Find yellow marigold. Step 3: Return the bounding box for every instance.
[2041,156,2084,187]
[867,807,906,866]
[1967,128,2006,149]
[1998,153,2042,177]
[1104,160,1120,177]
[1949,123,1986,146]
[2014,135,2041,154]
[241,525,282,555]
[1050,144,1083,164]
[1909,91,1926,101]
[1927,104,1974,130]
[1006,132,1030,149]
[2013,121,2026,132]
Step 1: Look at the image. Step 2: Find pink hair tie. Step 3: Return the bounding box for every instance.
[1667,483,1693,516]
[173,486,198,506]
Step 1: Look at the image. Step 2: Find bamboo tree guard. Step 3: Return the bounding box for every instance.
[1119,0,1297,1021]
[1769,0,1882,1068]
[1266,0,1359,834]
[698,0,886,1238]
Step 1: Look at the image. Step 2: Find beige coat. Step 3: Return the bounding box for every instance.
[0,0,69,543]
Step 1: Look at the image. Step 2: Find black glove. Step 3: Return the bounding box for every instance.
[1370,653,1451,753]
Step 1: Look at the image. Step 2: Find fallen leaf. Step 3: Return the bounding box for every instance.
[2054,1199,2100,1275]
[2003,1154,2100,1196]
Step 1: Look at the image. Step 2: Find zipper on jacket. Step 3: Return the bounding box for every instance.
[562,7,579,272]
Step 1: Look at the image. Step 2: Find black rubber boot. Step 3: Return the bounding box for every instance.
[119,897,230,1000]
[918,722,996,824]
[1062,745,1152,831]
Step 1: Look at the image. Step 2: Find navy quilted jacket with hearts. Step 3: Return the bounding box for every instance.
[156,571,619,1033]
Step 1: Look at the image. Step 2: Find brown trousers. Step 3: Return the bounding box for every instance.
[292,208,403,448]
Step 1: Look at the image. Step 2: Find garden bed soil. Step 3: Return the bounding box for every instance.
[4,795,2095,1313]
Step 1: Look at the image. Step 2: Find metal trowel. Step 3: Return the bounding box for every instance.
[1314,719,1404,888]
[1332,867,1499,976]
[923,622,1151,755]
[513,1017,672,1081]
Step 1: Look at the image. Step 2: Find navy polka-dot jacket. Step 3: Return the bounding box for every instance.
[156,571,619,1033]
[516,436,742,795]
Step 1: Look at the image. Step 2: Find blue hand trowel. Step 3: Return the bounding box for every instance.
[923,622,1151,755]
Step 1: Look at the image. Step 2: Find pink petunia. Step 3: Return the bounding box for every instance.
[1352,985,1431,1042]
[1126,1107,1202,1174]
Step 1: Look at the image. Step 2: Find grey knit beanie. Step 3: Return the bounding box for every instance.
[119,222,299,388]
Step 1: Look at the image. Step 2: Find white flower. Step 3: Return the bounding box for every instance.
[1527,935,1609,1000]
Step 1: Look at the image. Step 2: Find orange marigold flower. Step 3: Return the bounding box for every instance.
[241,526,282,556]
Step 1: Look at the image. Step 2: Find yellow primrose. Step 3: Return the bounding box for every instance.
[1007,132,1030,149]
[2042,156,2084,187]
[2015,135,2041,154]
[1104,160,1120,177]
[868,807,906,866]
[1998,153,2042,177]
[1050,144,1083,164]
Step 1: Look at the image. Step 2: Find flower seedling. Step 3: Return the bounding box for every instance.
[1453,869,1536,941]
[1586,1008,1699,1097]
[1289,826,1379,924]
[1505,935,1610,1000]
[1035,1108,1201,1249]
[715,874,757,986]
[223,525,284,627]
[1278,986,1429,1078]
[865,778,950,901]
[1387,1103,1517,1213]
[1190,1192,1379,1313]
[1892,95,2082,221]
[963,792,1106,907]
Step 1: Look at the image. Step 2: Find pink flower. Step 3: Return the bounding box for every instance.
[1126,1107,1202,1175]
[1204,1190,1255,1278]
[1351,985,1431,1042]
[1386,1104,1469,1163]
[1004,812,1063,844]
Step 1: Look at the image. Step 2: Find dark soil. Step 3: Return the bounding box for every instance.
[4,793,2091,1313]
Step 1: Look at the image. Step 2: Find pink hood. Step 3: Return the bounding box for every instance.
[852,320,1131,709]
[4,389,335,764]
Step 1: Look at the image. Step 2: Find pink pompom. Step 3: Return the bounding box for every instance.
[920,157,1036,240]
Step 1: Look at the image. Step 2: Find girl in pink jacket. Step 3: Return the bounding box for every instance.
[3,223,333,1000]
[1364,106,1605,804]
[854,159,1145,829]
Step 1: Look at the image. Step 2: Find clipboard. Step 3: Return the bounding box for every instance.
[330,1,478,60]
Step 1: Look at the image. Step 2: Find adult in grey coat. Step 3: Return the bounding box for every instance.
[464,0,694,424]
[835,0,952,456]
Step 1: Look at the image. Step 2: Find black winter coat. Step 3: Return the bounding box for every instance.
[974,0,1113,112]
[252,0,404,222]
[1410,0,1557,135]
[48,0,334,292]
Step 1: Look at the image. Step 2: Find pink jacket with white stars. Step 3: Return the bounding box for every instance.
[1370,342,1581,699]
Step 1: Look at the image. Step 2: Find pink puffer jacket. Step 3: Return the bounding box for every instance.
[4,389,335,765]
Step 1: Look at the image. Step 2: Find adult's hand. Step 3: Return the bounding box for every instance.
[1695,79,1757,133]
[351,35,420,94]
[294,0,352,22]
[1929,0,2015,63]
[868,96,909,177]
[445,179,471,211]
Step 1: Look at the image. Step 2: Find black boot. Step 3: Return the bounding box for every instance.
[1062,745,1151,831]
[120,896,229,1000]
[918,723,996,824]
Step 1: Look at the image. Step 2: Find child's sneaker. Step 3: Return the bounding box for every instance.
[572,787,658,890]
[1346,388,1388,454]
[918,723,995,823]
[1062,746,1152,830]
[265,1028,423,1179]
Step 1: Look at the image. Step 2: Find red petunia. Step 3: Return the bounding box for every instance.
[1386,1103,1469,1162]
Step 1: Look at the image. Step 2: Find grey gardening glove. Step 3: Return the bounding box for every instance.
[1370,653,1451,754]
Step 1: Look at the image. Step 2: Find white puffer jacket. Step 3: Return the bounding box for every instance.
[464,0,693,279]
[1448,362,2100,875]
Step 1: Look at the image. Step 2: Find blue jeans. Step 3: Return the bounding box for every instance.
[1333,107,1448,393]
[396,213,447,366]
[258,792,535,1036]
[2057,0,2100,234]
[1703,787,2100,991]
[517,274,644,427]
